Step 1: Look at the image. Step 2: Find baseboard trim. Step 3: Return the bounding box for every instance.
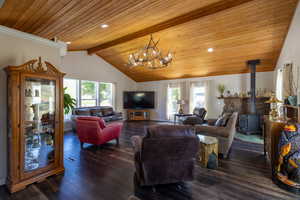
[0,178,6,186]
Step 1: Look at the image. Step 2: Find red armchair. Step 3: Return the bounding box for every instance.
[75,116,123,148]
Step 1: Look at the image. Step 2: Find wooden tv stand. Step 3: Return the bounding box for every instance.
[127,109,150,121]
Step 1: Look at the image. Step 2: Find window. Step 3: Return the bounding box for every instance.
[191,85,205,109]
[276,69,283,101]
[80,80,97,107]
[189,81,208,113]
[167,86,181,120]
[63,78,115,110]
[63,78,79,119]
[99,82,114,107]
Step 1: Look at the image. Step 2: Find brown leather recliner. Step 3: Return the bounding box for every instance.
[131,125,199,186]
[182,107,207,125]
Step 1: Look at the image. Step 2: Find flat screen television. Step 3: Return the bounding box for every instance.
[123,91,155,109]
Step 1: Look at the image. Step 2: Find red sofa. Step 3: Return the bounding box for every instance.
[76,116,123,148]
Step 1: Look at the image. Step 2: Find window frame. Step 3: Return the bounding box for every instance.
[98,82,115,108]
[79,80,99,107]
[167,86,181,119]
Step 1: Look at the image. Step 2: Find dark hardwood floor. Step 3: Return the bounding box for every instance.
[0,121,299,200]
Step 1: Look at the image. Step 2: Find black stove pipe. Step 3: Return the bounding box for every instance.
[246,59,261,114]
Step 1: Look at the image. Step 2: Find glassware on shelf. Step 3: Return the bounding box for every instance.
[23,77,56,172]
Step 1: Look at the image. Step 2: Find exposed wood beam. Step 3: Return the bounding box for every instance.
[87,0,254,54]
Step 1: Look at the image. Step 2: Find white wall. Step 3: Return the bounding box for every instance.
[276,2,300,70]
[0,26,63,185]
[137,71,274,120]
[61,51,137,113]
[275,1,300,99]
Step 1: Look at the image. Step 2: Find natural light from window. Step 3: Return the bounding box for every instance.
[81,80,97,107]
[99,82,113,107]
[167,87,181,120]
[191,86,205,109]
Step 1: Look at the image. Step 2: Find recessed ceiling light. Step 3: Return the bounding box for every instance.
[100,24,109,28]
[208,48,214,52]
[66,41,71,45]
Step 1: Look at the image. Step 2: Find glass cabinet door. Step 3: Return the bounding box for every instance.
[23,77,56,172]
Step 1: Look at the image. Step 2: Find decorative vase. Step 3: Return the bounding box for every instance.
[288,96,297,106]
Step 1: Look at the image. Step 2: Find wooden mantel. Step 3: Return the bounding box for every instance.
[218,96,270,115]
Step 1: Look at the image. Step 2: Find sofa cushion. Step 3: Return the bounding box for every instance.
[102,107,114,116]
[146,125,194,138]
[75,109,91,116]
[77,116,106,129]
[90,109,103,116]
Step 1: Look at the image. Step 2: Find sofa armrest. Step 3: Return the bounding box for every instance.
[103,123,123,138]
[195,125,229,138]
[131,136,143,154]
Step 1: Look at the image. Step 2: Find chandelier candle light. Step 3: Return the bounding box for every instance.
[127,35,173,69]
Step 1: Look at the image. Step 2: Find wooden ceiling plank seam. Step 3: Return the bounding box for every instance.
[0,0,17,25]
[2,0,34,27]
[54,0,149,42]
[87,0,256,54]
[12,0,46,30]
[25,0,73,33]
[17,0,59,32]
[35,0,101,37]
[31,0,81,36]
[59,0,185,43]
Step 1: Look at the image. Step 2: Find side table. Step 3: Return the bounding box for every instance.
[197,134,218,168]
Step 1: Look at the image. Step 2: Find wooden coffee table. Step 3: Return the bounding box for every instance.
[197,135,218,168]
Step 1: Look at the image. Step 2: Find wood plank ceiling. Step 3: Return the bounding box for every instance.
[0,0,298,82]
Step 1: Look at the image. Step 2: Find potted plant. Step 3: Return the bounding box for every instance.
[64,87,76,115]
[217,84,226,98]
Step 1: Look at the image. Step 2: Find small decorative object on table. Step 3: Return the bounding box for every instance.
[265,93,282,120]
[177,99,185,114]
[197,135,218,169]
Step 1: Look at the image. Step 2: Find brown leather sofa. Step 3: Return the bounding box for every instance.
[71,106,122,131]
[131,125,199,186]
[195,112,238,158]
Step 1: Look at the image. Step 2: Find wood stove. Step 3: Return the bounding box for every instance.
[238,60,263,135]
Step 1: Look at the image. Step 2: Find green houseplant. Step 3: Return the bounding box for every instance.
[217,84,226,98]
[64,87,76,115]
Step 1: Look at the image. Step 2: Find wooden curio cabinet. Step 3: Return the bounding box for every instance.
[5,58,65,193]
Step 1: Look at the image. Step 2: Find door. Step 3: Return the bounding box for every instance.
[20,74,60,179]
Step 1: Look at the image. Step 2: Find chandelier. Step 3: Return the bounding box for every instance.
[126,35,173,69]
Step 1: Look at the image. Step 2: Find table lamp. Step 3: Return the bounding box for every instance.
[177,100,185,114]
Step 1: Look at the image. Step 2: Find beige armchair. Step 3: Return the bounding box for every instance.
[195,112,238,158]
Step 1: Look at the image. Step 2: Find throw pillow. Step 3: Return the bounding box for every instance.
[90,109,102,116]
[215,113,231,127]
[214,117,223,127]
[221,113,231,126]
[75,109,90,116]
[102,108,114,116]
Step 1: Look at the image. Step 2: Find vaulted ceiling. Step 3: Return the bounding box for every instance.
[0,0,298,82]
